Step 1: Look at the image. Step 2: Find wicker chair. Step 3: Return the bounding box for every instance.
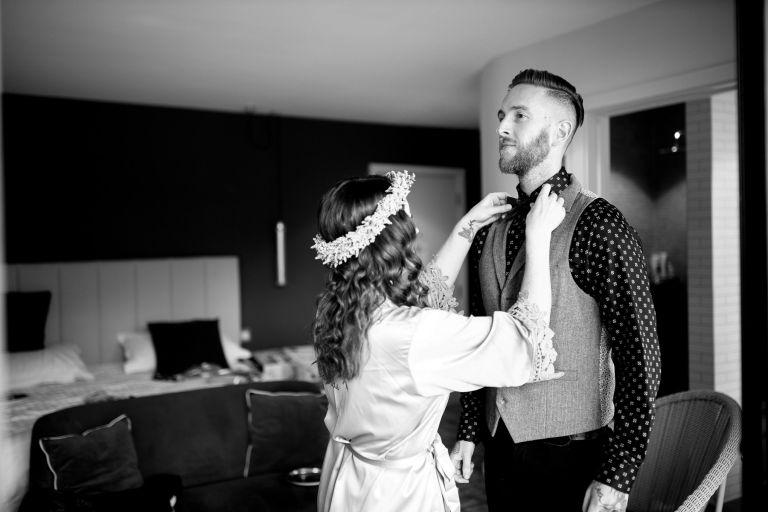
[627,390,742,512]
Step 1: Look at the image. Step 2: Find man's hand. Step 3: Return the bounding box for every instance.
[449,440,475,483]
[582,480,629,512]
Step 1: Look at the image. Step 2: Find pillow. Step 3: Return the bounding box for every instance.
[38,414,144,494]
[117,331,156,374]
[118,330,250,374]
[147,319,229,378]
[5,290,52,352]
[7,344,94,390]
[222,335,253,370]
[244,389,329,476]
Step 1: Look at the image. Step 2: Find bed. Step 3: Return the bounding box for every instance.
[2,256,253,510]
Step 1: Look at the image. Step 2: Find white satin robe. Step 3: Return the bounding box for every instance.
[317,298,551,512]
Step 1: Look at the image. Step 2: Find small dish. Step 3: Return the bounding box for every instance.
[287,467,321,487]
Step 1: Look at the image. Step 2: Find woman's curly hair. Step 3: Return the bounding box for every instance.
[312,175,429,386]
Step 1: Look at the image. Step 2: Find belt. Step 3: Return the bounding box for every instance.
[546,427,605,444]
[332,435,459,512]
[570,428,604,441]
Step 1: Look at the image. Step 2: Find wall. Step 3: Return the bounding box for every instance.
[686,90,741,501]
[478,0,735,196]
[1,94,481,348]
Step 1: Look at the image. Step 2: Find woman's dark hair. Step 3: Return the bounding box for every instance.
[312,175,428,385]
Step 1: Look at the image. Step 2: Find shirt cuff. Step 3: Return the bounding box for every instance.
[598,456,641,494]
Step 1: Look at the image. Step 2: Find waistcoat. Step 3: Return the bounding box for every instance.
[479,175,615,442]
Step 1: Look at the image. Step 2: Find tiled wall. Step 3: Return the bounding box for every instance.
[686,98,716,390]
[710,90,741,407]
[685,90,742,501]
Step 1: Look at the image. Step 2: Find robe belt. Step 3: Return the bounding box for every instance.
[332,435,459,512]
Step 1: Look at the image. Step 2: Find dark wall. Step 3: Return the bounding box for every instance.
[2,94,481,348]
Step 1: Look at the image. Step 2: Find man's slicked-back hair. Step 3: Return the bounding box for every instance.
[510,69,584,131]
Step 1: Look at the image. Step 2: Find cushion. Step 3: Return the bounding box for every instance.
[148,319,229,378]
[244,389,329,476]
[119,329,250,374]
[117,331,156,374]
[38,414,144,494]
[5,290,52,352]
[221,335,254,370]
[7,344,93,390]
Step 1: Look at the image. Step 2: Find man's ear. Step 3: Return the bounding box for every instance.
[554,119,573,147]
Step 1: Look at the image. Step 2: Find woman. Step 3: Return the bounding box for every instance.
[311,171,565,511]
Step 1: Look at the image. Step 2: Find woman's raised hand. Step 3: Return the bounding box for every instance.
[466,192,513,230]
[525,184,565,237]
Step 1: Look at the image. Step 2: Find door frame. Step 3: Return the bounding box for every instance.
[368,163,468,310]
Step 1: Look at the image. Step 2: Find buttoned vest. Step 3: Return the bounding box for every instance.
[479,176,615,442]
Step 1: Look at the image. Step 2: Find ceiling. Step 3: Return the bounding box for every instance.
[2,0,662,128]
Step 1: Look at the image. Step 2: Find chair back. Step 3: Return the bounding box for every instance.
[627,390,741,512]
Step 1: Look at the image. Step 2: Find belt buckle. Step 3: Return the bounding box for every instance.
[569,428,600,441]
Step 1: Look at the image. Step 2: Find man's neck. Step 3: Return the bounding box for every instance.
[518,160,563,195]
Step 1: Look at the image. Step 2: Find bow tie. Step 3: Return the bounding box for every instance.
[512,193,537,210]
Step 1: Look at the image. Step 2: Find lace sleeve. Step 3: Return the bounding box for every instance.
[418,260,462,313]
[508,292,558,383]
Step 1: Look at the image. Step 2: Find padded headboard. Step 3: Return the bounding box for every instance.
[5,257,240,365]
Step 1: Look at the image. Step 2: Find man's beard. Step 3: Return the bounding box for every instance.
[499,129,550,176]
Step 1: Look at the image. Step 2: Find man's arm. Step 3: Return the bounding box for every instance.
[451,223,492,481]
[571,199,661,498]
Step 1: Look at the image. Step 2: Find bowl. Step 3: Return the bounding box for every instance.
[287,467,321,487]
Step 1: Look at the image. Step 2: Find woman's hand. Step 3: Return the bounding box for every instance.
[457,192,513,243]
[525,184,565,239]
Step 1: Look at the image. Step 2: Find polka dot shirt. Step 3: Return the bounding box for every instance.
[458,168,661,494]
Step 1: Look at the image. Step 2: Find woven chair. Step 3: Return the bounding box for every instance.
[627,390,742,512]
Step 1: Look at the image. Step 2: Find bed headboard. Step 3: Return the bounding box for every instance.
[5,257,240,365]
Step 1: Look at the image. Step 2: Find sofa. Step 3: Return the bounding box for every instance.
[20,380,327,512]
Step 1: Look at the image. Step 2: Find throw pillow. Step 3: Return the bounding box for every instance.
[148,319,229,378]
[8,344,94,391]
[244,389,329,476]
[38,414,144,493]
[221,335,253,371]
[118,330,250,374]
[117,331,156,374]
[5,290,52,352]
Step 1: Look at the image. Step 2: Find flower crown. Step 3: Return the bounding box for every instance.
[312,170,415,268]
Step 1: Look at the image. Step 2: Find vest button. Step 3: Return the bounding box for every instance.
[500,398,506,404]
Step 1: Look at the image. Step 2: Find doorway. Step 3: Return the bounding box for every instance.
[369,163,468,312]
[608,104,688,397]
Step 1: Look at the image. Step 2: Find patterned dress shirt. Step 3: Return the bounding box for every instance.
[457,168,661,493]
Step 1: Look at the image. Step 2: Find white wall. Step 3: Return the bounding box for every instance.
[478,0,736,196]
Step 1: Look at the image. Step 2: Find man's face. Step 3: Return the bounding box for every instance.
[497,84,554,177]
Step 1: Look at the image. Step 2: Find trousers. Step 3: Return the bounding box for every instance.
[484,420,605,511]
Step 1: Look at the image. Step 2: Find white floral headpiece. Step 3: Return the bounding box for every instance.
[311,170,415,268]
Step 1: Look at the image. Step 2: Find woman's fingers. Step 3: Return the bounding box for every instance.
[484,191,511,207]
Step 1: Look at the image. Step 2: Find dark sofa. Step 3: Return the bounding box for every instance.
[21,380,326,512]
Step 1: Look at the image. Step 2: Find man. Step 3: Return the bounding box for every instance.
[451,69,660,512]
